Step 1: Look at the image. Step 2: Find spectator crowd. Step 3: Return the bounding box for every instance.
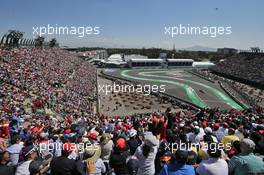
[0,48,96,117]
[193,69,264,107]
[211,54,264,87]
[0,48,263,175]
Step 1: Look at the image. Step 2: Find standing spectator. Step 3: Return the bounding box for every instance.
[134,133,159,175]
[15,145,38,175]
[165,108,174,130]
[100,133,113,171]
[127,129,141,155]
[155,141,170,174]
[6,135,23,166]
[109,137,130,175]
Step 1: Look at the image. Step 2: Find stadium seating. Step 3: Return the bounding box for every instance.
[211,54,264,88]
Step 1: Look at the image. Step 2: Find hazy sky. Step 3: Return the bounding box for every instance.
[0,0,263,49]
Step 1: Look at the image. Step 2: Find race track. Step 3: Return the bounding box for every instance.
[103,68,245,110]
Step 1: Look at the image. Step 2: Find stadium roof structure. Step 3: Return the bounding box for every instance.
[192,61,215,68]
[167,59,194,62]
[108,54,123,61]
[101,54,126,65]
[105,61,127,65]
[128,58,163,62]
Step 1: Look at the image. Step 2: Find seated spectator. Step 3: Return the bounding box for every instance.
[218,122,229,142]
[79,142,106,175]
[227,140,241,158]
[204,127,218,143]
[159,150,195,175]
[189,125,205,144]
[250,131,264,155]
[212,123,223,142]
[126,156,139,175]
[228,138,264,175]
[196,143,228,175]
[186,150,198,167]
[221,128,239,150]
[159,152,171,168]
[0,151,15,175]
[155,140,170,175]
[0,138,8,152]
[50,142,81,175]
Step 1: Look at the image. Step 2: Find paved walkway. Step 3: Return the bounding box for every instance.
[97,75,180,116]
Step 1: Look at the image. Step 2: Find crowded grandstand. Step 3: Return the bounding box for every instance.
[0,28,264,175]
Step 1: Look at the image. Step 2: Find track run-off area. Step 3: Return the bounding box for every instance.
[104,69,246,110]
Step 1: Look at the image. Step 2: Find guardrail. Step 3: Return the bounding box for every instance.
[218,81,248,109]
[187,70,215,83]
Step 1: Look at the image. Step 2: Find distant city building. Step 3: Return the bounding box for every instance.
[124,54,148,61]
[250,47,261,53]
[159,52,167,59]
[96,50,108,59]
[94,52,215,69]
[238,47,264,57]
[192,61,215,68]
[217,48,237,55]
[100,54,127,68]
[77,50,108,60]
[167,59,193,67]
[172,43,176,52]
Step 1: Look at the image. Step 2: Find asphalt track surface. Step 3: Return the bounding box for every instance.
[103,68,244,110]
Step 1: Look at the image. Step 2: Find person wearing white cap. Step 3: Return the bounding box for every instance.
[134,133,159,175]
[204,127,218,143]
[188,126,205,144]
[128,129,141,155]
